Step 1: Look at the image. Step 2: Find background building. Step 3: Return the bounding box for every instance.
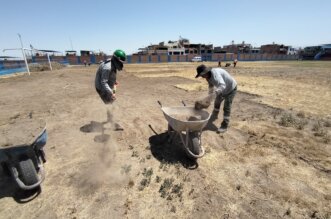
[260,43,288,54]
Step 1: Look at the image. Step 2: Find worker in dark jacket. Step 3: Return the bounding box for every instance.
[195,64,237,133]
[95,49,126,104]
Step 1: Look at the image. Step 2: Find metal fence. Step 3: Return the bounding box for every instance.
[0,53,299,76]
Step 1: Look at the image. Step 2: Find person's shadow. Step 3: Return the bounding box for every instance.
[149,131,198,169]
[80,120,110,143]
[80,110,119,143]
[0,167,41,203]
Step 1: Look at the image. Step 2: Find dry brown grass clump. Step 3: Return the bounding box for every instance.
[312,121,328,137]
[159,177,183,201]
[323,119,331,127]
[279,113,308,130]
[138,167,153,191]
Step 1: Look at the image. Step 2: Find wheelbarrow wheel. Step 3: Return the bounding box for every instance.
[189,132,201,156]
[17,159,39,186]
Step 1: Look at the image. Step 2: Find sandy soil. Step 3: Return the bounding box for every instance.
[0,62,330,219]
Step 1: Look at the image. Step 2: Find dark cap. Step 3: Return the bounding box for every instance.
[195,64,211,78]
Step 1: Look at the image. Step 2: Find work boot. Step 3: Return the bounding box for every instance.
[209,109,219,122]
[217,120,229,133]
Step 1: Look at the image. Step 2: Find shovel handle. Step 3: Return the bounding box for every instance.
[157,101,162,107]
[181,100,186,106]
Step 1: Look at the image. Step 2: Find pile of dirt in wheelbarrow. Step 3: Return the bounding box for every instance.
[171,114,202,121]
[194,94,214,110]
[29,62,65,72]
[0,118,46,147]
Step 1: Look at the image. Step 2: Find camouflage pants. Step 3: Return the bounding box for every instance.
[214,86,237,122]
[96,88,113,104]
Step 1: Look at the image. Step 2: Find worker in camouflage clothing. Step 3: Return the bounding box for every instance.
[195,64,237,133]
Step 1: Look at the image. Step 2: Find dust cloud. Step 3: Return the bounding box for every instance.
[77,105,129,195]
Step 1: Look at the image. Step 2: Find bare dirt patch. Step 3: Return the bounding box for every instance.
[0,62,330,218]
[0,118,45,147]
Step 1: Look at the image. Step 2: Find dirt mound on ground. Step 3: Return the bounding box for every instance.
[29,62,65,72]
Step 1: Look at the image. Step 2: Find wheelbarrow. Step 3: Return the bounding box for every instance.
[0,119,47,190]
[158,101,210,159]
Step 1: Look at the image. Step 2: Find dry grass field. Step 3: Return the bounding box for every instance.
[0,61,330,219]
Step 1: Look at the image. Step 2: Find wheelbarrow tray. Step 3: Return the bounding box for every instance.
[161,106,210,132]
[0,118,46,149]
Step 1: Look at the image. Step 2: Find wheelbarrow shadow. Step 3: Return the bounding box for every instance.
[149,132,198,169]
[0,167,41,203]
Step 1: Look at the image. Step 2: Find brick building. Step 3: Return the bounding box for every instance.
[260,44,288,54]
[222,41,252,54]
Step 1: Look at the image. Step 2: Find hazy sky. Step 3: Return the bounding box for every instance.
[0,0,330,57]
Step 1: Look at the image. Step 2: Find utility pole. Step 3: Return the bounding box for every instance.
[69,37,74,50]
[17,33,30,75]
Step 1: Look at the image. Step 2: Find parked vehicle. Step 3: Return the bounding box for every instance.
[191,56,202,62]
